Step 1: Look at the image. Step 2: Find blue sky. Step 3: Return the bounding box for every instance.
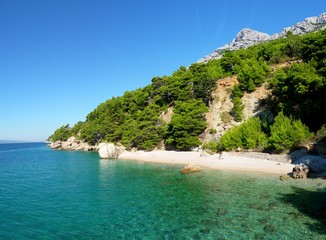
[0,0,325,141]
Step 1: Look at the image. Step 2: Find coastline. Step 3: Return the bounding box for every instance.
[118,150,294,175]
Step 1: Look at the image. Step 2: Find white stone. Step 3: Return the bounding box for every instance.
[98,143,120,159]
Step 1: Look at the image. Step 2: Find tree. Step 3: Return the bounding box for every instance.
[270,62,326,129]
[268,112,312,152]
[231,84,244,122]
[232,97,244,122]
[220,50,241,73]
[165,100,208,150]
[301,29,326,77]
[217,117,267,151]
[283,31,302,58]
[189,61,224,106]
[48,125,71,142]
[237,59,269,92]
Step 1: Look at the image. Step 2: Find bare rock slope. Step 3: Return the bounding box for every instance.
[202,76,272,143]
[198,12,326,63]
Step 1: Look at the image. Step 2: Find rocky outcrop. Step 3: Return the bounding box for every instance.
[198,28,270,63]
[98,143,120,159]
[48,137,97,151]
[270,12,326,40]
[290,148,307,162]
[203,77,272,143]
[198,12,326,63]
[292,163,309,179]
[294,155,326,174]
[180,164,202,174]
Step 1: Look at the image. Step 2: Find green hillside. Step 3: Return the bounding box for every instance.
[49,29,326,153]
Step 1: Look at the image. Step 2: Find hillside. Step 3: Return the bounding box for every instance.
[49,21,326,154]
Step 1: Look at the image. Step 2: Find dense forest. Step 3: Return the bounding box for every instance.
[49,29,326,153]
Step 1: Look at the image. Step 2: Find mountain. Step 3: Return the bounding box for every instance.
[198,12,326,63]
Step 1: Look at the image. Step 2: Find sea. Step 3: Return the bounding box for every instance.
[0,142,325,239]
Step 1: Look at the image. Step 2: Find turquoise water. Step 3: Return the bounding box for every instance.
[0,143,325,239]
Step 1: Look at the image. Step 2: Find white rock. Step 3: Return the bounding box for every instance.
[197,28,270,63]
[67,136,76,143]
[98,143,120,159]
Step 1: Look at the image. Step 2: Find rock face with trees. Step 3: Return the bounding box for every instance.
[48,14,326,160]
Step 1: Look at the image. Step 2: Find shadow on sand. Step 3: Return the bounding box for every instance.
[280,186,326,234]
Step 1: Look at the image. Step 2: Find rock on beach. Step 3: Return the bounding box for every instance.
[98,143,120,159]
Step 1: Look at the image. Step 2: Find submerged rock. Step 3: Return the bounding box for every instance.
[279,174,291,181]
[98,143,120,159]
[180,165,202,174]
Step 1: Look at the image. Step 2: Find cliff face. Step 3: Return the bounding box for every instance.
[202,76,272,143]
[49,136,98,151]
[198,12,326,63]
[198,28,270,63]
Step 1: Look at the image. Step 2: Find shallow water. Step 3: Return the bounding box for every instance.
[0,143,325,239]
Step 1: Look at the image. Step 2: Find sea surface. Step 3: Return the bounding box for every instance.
[0,142,325,239]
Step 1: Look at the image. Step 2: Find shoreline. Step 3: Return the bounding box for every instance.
[118,150,294,175]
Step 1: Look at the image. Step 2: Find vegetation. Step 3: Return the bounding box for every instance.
[237,59,270,92]
[231,84,244,122]
[165,100,208,150]
[268,112,312,152]
[48,29,326,153]
[49,61,223,150]
[217,117,267,151]
[203,140,218,152]
[48,125,71,142]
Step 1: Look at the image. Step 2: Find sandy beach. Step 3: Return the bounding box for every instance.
[118,150,294,175]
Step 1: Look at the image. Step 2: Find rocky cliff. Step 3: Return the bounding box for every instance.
[202,75,272,144]
[198,12,326,63]
[48,136,98,151]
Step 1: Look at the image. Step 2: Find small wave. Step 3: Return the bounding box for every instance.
[0,147,44,153]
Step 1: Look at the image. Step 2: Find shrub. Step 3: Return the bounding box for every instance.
[221,111,232,124]
[203,140,218,152]
[48,125,71,142]
[209,128,217,134]
[231,84,244,122]
[268,112,312,152]
[217,117,267,151]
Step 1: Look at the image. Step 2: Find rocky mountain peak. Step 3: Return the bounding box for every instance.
[198,12,326,63]
[234,28,270,43]
[197,28,270,63]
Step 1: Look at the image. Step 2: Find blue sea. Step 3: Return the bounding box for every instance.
[0,142,325,239]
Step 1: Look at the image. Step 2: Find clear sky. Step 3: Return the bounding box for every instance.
[0,0,325,141]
